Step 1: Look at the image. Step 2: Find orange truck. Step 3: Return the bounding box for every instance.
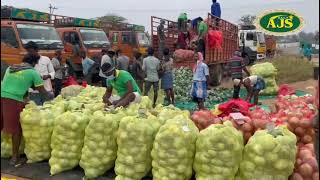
[151,13,238,85]
[50,15,111,79]
[265,35,277,58]
[1,6,65,79]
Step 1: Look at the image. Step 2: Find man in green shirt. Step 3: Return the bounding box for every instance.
[197,18,208,59]
[1,54,49,166]
[101,62,141,108]
[178,12,188,32]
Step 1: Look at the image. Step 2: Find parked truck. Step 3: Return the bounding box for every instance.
[151,13,238,85]
[1,6,65,79]
[265,35,277,58]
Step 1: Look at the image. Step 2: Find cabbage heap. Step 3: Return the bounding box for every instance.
[115,112,161,179]
[151,115,199,180]
[80,111,120,179]
[156,105,190,124]
[49,111,89,175]
[20,103,56,163]
[251,62,278,95]
[173,67,193,102]
[194,121,244,180]
[237,126,297,180]
[1,131,24,158]
[60,85,84,98]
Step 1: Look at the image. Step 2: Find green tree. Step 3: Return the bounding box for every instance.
[239,15,256,25]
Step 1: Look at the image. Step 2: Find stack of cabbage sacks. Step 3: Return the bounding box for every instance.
[151,115,199,180]
[194,121,244,180]
[156,105,190,124]
[1,131,24,158]
[250,62,278,95]
[49,111,89,175]
[237,126,297,180]
[115,112,161,180]
[20,103,55,163]
[80,111,120,179]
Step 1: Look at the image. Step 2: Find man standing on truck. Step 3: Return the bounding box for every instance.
[178,13,188,32]
[197,18,208,59]
[116,49,130,71]
[228,51,250,99]
[211,0,221,18]
[26,41,55,105]
[157,19,166,58]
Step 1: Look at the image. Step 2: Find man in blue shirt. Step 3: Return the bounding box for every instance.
[81,50,96,85]
[211,0,221,18]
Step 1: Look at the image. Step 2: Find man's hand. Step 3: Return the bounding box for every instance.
[42,75,51,80]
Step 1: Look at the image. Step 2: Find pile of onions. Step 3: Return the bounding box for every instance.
[249,107,270,131]
[221,115,254,144]
[290,144,319,180]
[191,110,222,130]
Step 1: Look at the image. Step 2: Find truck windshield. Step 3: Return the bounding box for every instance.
[137,32,150,47]
[246,32,257,41]
[17,24,63,50]
[80,29,110,48]
[257,32,266,44]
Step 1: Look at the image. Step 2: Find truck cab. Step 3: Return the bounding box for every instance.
[1,6,64,79]
[52,15,110,78]
[239,25,266,65]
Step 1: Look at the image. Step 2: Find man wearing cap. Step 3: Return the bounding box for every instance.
[157,19,166,58]
[101,62,141,108]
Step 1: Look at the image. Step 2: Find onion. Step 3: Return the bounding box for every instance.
[304,144,315,152]
[291,173,304,180]
[304,157,319,170]
[299,149,313,160]
[243,132,252,142]
[299,163,314,177]
[242,123,253,132]
[312,172,319,180]
[302,135,313,144]
[289,117,299,127]
[300,118,312,128]
[294,127,306,137]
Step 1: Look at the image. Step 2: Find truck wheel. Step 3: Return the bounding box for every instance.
[1,61,9,80]
[210,64,223,86]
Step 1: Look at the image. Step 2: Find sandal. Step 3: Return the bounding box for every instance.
[9,157,18,166]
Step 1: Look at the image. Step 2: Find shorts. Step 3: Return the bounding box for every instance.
[253,77,266,91]
[1,98,25,135]
[144,81,159,94]
[191,81,208,100]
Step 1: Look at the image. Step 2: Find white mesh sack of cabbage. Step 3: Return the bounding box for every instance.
[193,121,244,180]
[79,111,121,179]
[20,102,56,163]
[115,112,161,180]
[1,131,24,158]
[236,125,297,180]
[151,114,199,180]
[49,111,89,175]
[155,105,190,125]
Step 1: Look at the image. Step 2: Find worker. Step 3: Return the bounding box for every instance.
[243,75,266,105]
[102,62,141,108]
[51,50,65,97]
[161,48,175,105]
[1,54,50,166]
[99,48,116,87]
[197,19,208,59]
[228,51,250,99]
[26,41,55,105]
[128,52,145,92]
[300,44,305,59]
[142,47,161,108]
[178,12,188,32]
[116,49,130,71]
[81,50,96,85]
[157,19,166,58]
[304,45,312,61]
[177,31,187,49]
[192,17,203,29]
[191,52,210,110]
[211,0,221,18]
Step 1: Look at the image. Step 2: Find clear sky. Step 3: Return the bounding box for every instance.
[2,0,319,33]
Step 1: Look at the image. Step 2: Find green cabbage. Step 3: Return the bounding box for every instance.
[194,121,244,180]
[1,131,24,158]
[115,112,161,180]
[250,63,278,95]
[237,126,297,180]
[151,115,199,180]
[80,111,120,179]
[49,111,89,175]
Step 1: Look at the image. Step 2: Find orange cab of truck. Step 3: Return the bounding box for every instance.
[51,15,111,77]
[1,6,65,79]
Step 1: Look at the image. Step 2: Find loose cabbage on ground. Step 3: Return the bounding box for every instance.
[115,113,161,180]
[237,126,297,180]
[80,111,120,179]
[194,121,244,180]
[49,111,89,175]
[151,115,199,180]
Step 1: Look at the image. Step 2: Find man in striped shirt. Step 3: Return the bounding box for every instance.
[228,51,250,99]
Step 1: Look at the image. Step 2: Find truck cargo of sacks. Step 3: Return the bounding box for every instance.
[151,115,199,180]
[20,103,56,163]
[194,121,244,180]
[237,125,297,180]
[115,112,161,180]
[251,62,279,95]
[49,111,89,175]
[207,30,223,49]
[173,49,195,62]
[79,111,120,179]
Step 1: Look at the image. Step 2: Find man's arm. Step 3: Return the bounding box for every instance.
[204,65,210,89]
[47,59,55,80]
[34,86,51,100]
[243,66,251,77]
[103,86,113,105]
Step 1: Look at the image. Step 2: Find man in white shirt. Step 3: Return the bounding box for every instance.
[243,75,266,105]
[99,48,115,87]
[25,41,55,105]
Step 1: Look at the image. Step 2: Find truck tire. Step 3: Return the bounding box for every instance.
[210,64,223,86]
[1,61,9,81]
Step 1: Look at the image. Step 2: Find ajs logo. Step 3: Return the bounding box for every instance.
[255,10,304,36]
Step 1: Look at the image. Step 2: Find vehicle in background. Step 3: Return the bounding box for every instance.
[151,13,238,86]
[51,15,110,79]
[239,25,266,65]
[265,35,277,58]
[1,6,64,79]
[101,22,151,59]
